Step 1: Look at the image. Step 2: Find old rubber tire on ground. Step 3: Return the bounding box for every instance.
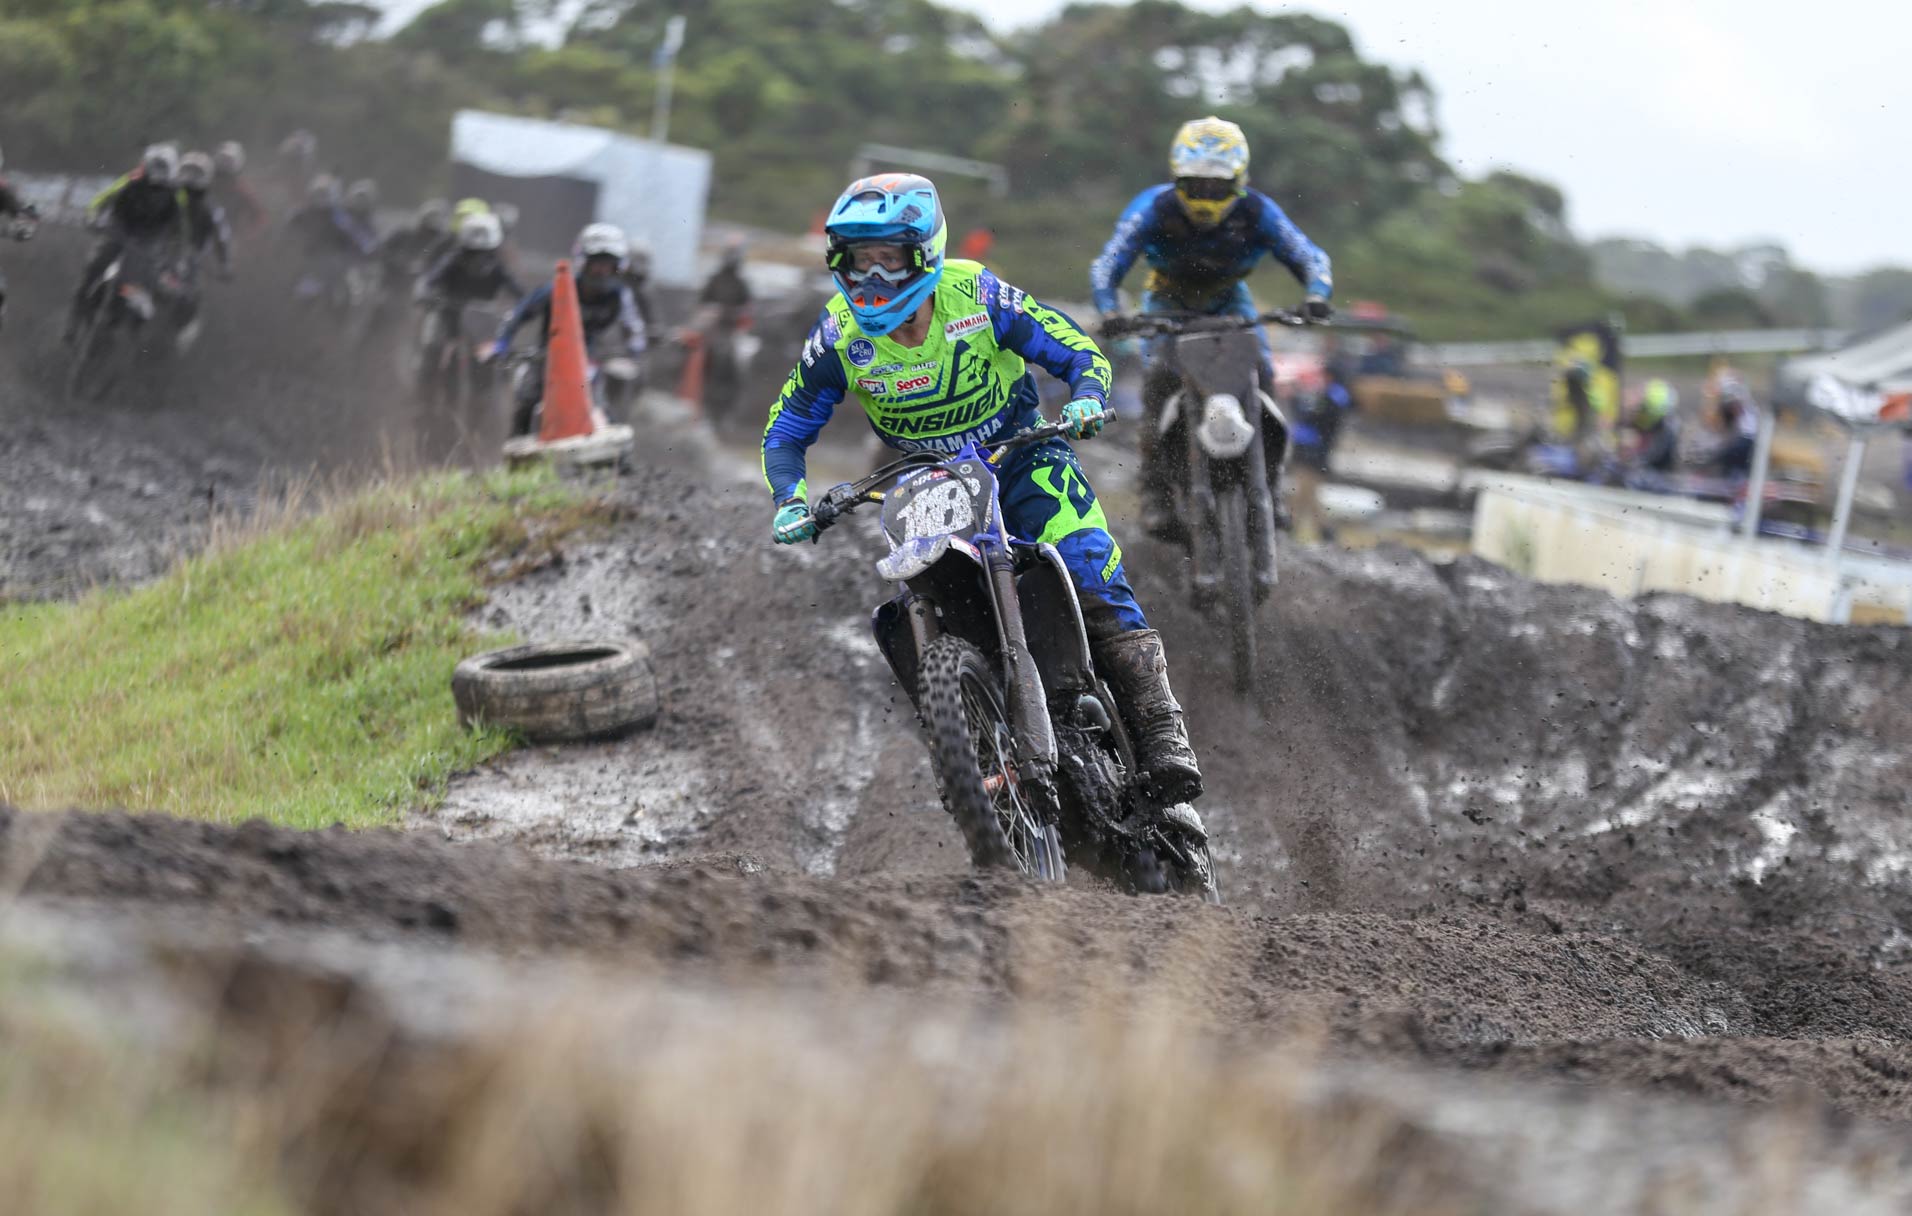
[452,640,658,742]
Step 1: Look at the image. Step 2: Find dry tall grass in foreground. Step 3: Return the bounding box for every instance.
[2,947,1459,1216]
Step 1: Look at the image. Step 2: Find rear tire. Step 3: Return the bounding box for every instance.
[918,635,1061,879]
[1217,484,1258,694]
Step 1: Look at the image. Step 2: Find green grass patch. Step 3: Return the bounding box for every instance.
[0,469,602,828]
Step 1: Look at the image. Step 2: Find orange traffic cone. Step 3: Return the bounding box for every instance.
[675,329,707,417]
[539,260,596,443]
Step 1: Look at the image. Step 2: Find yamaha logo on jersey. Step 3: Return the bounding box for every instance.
[847,338,877,367]
[944,313,989,340]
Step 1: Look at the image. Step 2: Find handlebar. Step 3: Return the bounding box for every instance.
[1098,309,1317,340]
[810,420,1076,533]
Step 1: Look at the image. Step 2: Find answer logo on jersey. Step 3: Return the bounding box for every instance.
[847,338,877,367]
[856,377,888,394]
[895,374,935,393]
[944,313,989,340]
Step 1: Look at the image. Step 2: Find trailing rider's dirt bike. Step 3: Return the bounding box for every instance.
[295,255,382,349]
[413,298,497,410]
[810,421,1219,901]
[65,237,193,404]
[1101,309,1311,694]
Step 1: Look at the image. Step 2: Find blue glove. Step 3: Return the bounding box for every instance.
[1061,397,1108,439]
[773,499,816,545]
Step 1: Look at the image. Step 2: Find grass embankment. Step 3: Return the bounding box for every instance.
[0,470,602,828]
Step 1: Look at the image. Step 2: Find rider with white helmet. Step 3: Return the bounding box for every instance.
[491,221,647,435]
[0,139,42,336]
[177,151,233,279]
[65,143,190,341]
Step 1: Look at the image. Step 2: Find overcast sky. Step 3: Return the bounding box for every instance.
[377,0,1905,271]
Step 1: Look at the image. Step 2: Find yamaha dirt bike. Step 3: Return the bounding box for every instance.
[1102,309,1311,694]
[811,421,1219,901]
[65,238,191,404]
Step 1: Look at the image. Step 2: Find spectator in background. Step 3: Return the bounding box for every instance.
[1710,372,1760,478]
[1625,378,1681,475]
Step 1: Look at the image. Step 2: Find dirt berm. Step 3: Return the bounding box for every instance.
[10,398,1912,1122]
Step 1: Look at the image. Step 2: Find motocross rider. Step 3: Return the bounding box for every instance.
[1090,117,1333,543]
[65,143,191,343]
[416,211,521,373]
[172,151,233,351]
[286,174,378,302]
[765,174,1204,810]
[0,141,42,336]
[177,152,234,279]
[382,199,451,281]
[622,235,658,328]
[488,221,646,436]
[211,141,267,240]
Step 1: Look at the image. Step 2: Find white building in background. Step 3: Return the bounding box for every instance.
[450,110,711,288]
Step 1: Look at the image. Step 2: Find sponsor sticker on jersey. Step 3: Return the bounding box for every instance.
[847,338,877,368]
[856,377,888,394]
[944,313,989,340]
[821,313,841,345]
[909,360,938,373]
[996,281,1026,314]
[895,374,935,393]
[869,362,904,376]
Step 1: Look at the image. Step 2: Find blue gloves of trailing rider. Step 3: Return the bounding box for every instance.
[773,499,817,545]
[1061,397,1108,439]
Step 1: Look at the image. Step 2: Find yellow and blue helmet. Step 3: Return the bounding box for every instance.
[824,173,947,337]
[1170,116,1249,226]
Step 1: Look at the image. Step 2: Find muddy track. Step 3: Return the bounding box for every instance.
[0,231,496,598]
[9,262,1912,1206]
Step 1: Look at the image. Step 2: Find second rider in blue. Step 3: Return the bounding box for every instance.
[1091,116,1334,541]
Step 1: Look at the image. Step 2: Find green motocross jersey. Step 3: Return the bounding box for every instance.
[761,260,1111,502]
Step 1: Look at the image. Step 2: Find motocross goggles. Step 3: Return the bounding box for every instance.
[1174,176,1240,202]
[826,236,934,311]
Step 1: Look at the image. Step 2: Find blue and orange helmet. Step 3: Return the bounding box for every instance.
[823,173,947,337]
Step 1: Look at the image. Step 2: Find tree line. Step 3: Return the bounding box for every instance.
[2,0,1898,338]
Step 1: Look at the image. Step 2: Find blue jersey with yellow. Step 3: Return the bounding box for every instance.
[1090,184,1332,314]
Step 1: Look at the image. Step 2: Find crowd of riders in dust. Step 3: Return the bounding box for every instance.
[1,115,1330,903]
[10,129,658,435]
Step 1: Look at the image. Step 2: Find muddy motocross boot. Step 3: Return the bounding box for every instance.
[1094,628,1204,806]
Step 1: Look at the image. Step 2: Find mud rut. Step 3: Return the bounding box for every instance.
[6,233,1912,1207]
